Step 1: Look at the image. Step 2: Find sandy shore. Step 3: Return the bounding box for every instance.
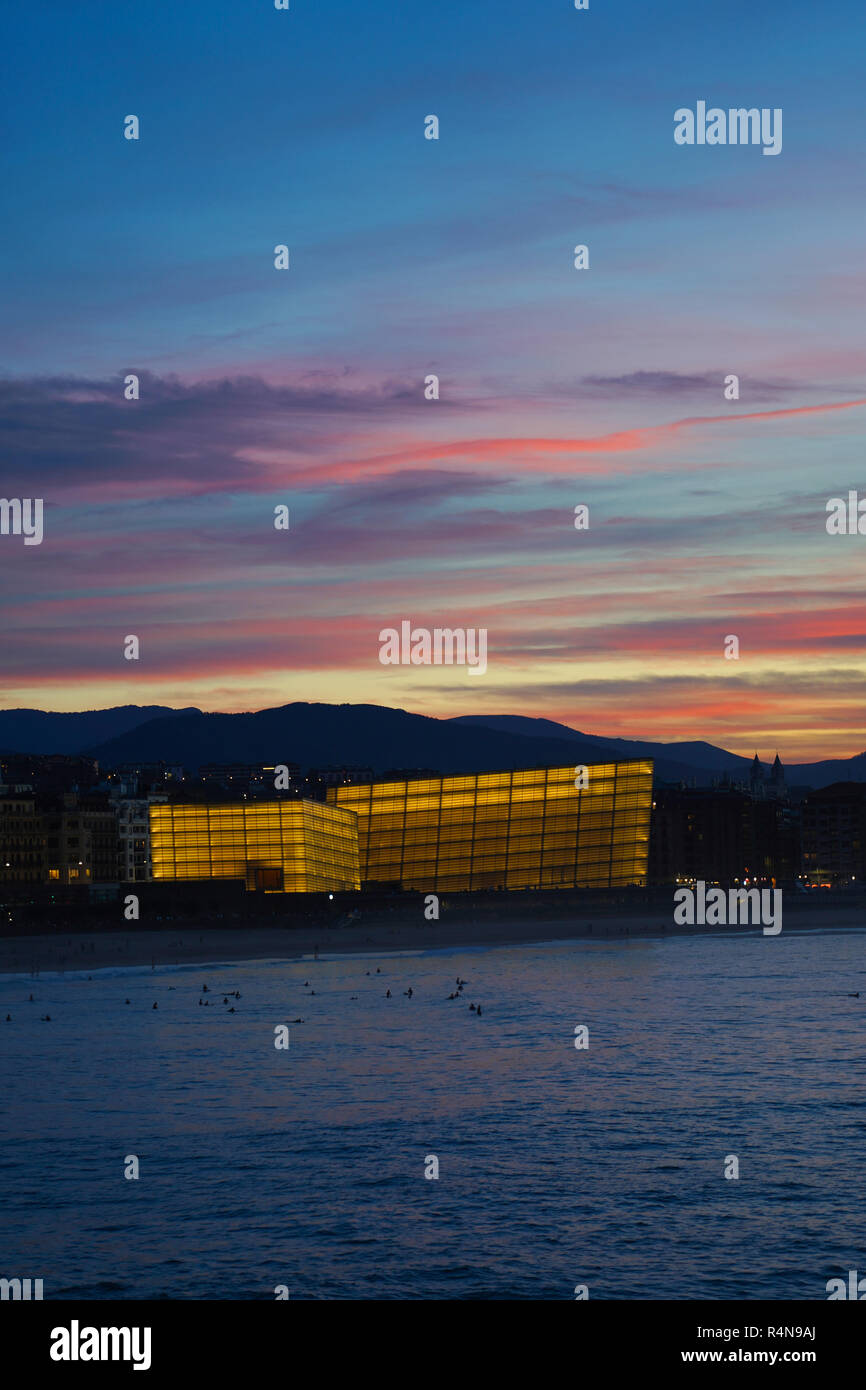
[1,900,864,975]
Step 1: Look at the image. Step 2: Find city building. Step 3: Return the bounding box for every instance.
[750,752,787,801]
[114,797,167,882]
[327,760,653,891]
[801,782,866,885]
[41,794,119,885]
[149,799,360,892]
[307,765,375,790]
[0,795,45,884]
[649,784,799,885]
[1,753,98,797]
[198,763,301,797]
[104,763,185,797]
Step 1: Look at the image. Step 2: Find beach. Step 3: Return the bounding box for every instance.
[2,896,864,975]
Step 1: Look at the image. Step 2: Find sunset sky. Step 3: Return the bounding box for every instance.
[2,0,865,760]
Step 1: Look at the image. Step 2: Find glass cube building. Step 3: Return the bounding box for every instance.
[149,800,360,892]
[327,760,653,891]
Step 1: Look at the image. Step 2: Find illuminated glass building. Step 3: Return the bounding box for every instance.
[327,760,653,891]
[149,800,360,892]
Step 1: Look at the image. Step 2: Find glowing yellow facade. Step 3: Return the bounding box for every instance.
[149,800,360,892]
[328,760,653,891]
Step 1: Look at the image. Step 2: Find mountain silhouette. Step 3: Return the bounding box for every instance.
[0,705,199,756]
[1,702,862,788]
